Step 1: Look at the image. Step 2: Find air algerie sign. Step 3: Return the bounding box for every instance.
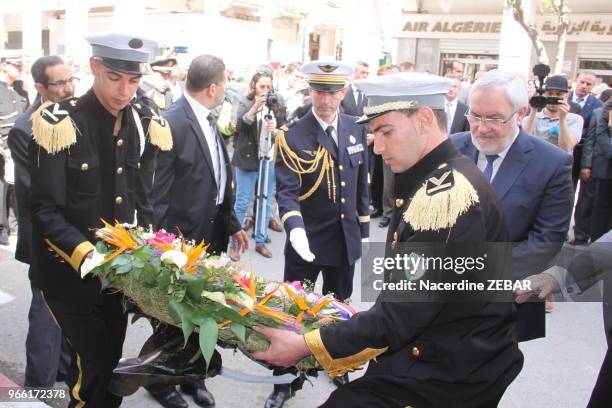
[397,14,612,42]
[403,20,502,34]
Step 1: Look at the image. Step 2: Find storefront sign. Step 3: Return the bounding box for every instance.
[397,14,612,42]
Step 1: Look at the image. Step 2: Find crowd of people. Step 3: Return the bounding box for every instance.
[0,30,611,408]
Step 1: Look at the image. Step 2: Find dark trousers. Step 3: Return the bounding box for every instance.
[319,375,503,408]
[25,283,71,387]
[43,290,127,408]
[370,148,383,212]
[284,259,355,301]
[591,178,612,242]
[574,177,596,242]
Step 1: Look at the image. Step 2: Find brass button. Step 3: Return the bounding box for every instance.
[116,167,124,175]
[395,198,404,208]
[340,197,346,204]
[338,165,344,171]
[340,181,346,187]
[80,163,89,171]
[116,139,124,147]
[137,162,141,169]
[340,213,345,219]
[411,346,420,358]
[115,196,123,204]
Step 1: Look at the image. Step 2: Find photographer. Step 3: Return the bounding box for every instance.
[232,68,286,258]
[523,75,583,152]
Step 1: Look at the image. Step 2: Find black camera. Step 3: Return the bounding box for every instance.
[529,64,563,110]
[266,90,278,108]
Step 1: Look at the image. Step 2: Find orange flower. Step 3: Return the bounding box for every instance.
[96,219,140,264]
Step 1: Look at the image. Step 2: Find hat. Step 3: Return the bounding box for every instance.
[301,60,353,92]
[544,75,569,92]
[354,72,454,123]
[85,32,158,75]
[151,57,178,73]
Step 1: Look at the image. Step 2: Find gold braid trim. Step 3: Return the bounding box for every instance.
[403,169,479,232]
[304,330,388,378]
[31,101,77,154]
[147,113,173,151]
[275,130,336,202]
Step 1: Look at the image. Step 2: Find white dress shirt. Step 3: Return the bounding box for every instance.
[184,92,227,204]
[312,107,339,146]
[445,98,458,130]
[472,129,519,182]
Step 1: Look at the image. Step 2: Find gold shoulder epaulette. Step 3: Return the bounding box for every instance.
[403,164,479,232]
[146,107,173,151]
[31,98,78,154]
[131,102,173,151]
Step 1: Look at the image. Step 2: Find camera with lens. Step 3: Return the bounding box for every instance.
[265,90,278,108]
[529,64,563,110]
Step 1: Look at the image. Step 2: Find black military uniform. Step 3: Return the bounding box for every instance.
[302,74,523,407]
[28,34,171,408]
[0,78,27,243]
[275,60,370,302]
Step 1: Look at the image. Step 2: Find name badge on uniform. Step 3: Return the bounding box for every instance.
[347,143,364,155]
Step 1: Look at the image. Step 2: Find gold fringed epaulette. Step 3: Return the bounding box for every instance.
[147,110,173,151]
[31,98,78,154]
[403,165,479,232]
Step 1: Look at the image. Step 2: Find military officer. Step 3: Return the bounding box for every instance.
[255,73,524,407]
[28,33,171,408]
[268,61,370,407]
[275,60,370,301]
[0,55,27,245]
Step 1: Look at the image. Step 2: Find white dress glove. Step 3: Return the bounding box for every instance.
[289,228,315,262]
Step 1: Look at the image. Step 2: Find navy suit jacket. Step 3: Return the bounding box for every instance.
[340,86,366,117]
[276,110,369,266]
[452,131,574,341]
[151,96,241,253]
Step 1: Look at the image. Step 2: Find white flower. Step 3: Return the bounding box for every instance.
[160,249,188,269]
[201,290,229,307]
[80,249,106,279]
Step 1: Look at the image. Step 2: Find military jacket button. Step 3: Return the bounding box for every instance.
[80,163,89,171]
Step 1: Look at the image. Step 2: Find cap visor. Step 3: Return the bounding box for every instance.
[97,57,144,75]
[309,83,345,93]
[356,111,386,124]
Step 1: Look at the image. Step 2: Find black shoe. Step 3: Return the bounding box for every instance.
[264,385,294,408]
[181,383,215,407]
[370,208,383,218]
[332,373,349,387]
[0,229,8,246]
[378,217,390,228]
[149,387,188,408]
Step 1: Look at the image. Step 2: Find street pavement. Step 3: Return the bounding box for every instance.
[0,224,606,408]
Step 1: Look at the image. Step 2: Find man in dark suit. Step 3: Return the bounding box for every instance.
[570,72,604,244]
[443,74,470,135]
[582,92,612,242]
[149,54,248,408]
[271,60,370,407]
[451,70,574,342]
[340,61,368,117]
[7,55,72,387]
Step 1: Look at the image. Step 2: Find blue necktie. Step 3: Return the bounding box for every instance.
[483,154,499,181]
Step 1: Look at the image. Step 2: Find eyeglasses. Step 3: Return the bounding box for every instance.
[46,77,80,87]
[465,110,518,127]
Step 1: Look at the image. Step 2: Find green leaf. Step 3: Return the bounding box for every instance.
[115,264,132,274]
[143,265,158,285]
[158,272,171,290]
[196,316,218,368]
[215,305,253,326]
[132,259,145,269]
[230,322,246,343]
[185,279,207,302]
[95,241,107,253]
[110,256,129,267]
[168,300,194,342]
